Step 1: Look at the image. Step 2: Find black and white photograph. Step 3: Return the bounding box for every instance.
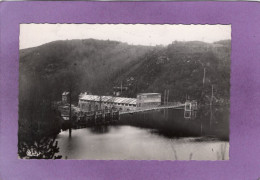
[19,24,231,160]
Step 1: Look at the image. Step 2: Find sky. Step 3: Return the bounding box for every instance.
[20,24,231,49]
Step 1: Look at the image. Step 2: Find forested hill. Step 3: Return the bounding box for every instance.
[20,39,231,105]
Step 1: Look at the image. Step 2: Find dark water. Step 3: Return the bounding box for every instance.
[118,105,229,139]
[56,106,229,160]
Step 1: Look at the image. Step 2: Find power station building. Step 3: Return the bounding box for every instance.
[78,93,137,112]
[136,93,161,108]
[78,92,162,112]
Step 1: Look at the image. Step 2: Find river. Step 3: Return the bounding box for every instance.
[56,125,229,160]
[56,107,229,160]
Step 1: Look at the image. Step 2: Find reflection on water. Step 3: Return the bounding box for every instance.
[55,106,229,160]
[57,126,229,160]
[118,106,229,140]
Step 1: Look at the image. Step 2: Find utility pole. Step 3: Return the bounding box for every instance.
[163,89,166,118]
[209,85,214,130]
[164,90,166,105]
[210,85,214,106]
[203,68,206,88]
[200,67,206,101]
[69,88,72,138]
[165,90,170,119]
[167,90,169,105]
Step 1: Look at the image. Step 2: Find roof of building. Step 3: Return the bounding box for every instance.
[62,92,70,95]
[79,94,137,105]
[137,93,161,96]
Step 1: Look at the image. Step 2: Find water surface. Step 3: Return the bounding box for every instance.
[56,125,229,160]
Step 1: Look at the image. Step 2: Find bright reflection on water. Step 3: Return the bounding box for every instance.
[56,126,229,160]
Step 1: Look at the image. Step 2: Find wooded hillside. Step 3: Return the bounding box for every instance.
[20,39,230,104]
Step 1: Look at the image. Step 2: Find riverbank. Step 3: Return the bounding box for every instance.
[18,109,62,159]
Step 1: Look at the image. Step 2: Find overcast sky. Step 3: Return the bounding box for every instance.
[20,24,231,49]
